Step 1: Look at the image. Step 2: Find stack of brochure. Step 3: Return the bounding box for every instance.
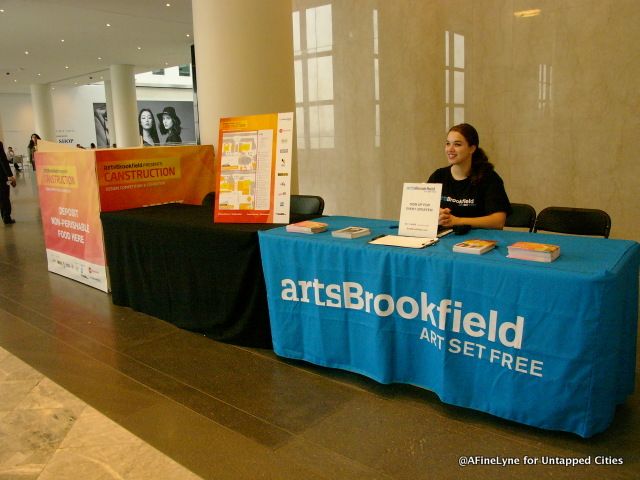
[452,239,497,255]
[331,226,371,239]
[507,241,560,262]
[285,220,328,234]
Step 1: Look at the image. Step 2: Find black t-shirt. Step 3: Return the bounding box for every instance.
[427,167,511,218]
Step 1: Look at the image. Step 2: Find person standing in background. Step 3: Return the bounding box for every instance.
[0,141,17,225]
[7,146,21,173]
[27,133,41,171]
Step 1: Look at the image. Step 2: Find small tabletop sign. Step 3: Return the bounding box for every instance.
[398,183,442,238]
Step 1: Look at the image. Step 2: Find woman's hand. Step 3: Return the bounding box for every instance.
[438,208,458,227]
[439,209,507,230]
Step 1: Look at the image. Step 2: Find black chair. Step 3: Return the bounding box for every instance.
[505,203,536,232]
[201,192,215,208]
[533,207,611,238]
[290,194,325,216]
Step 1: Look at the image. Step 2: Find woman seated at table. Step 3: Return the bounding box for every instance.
[428,123,511,229]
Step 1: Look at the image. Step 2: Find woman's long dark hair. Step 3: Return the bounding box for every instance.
[28,133,41,150]
[449,123,494,185]
[138,109,160,144]
[158,110,182,137]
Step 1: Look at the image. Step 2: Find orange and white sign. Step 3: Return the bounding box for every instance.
[96,145,215,211]
[214,112,293,223]
[36,150,108,292]
[35,144,216,292]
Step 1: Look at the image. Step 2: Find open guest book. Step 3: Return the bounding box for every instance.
[369,183,447,249]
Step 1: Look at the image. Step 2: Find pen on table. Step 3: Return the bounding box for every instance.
[370,234,386,241]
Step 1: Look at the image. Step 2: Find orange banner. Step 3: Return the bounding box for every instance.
[36,150,108,291]
[96,145,215,211]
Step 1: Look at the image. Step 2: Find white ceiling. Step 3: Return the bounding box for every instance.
[0,0,194,94]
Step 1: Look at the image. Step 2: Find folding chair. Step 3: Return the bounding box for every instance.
[533,207,611,238]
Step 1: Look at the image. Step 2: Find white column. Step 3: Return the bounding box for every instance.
[109,64,139,147]
[104,80,116,147]
[30,84,56,141]
[191,0,295,147]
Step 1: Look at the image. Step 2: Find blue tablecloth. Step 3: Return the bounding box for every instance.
[258,216,640,437]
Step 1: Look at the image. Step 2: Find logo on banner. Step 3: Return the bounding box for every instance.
[40,165,79,188]
[101,158,181,185]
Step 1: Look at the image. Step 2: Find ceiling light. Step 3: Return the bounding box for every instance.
[0,9,5,13]
[13,79,17,83]
[98,56,102,60]
[61,39,65,43]
[137,46,142,50]
[166,3,171,6]
[24,50,29,55]
[514,9,541,18]
[186,33,190,38]
[65,65,69,69]
[37,73,41,76]
[106,23,111,27]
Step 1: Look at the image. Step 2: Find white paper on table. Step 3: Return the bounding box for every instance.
[368,235,438,249]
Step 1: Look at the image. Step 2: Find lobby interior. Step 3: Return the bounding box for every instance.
[1,170,638,480]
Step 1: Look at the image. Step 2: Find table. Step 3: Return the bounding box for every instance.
[101,203,282,347]
[258,216,640,437]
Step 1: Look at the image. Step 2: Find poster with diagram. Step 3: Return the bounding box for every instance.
[214,112,293,223]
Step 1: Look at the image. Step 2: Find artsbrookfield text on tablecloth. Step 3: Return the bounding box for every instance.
[280,277,543,378]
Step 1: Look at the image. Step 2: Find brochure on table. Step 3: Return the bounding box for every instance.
[214,112,293,223]
[36,144,216,292]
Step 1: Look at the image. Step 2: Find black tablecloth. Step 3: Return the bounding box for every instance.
[100,203,291,347]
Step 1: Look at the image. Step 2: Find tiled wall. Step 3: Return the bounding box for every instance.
[293,0,639,240]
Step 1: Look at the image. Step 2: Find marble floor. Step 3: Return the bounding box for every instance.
[0,171,639,479]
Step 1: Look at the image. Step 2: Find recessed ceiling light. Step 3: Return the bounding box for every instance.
[166,3,171,6]
[137,46,142,50]
[106,23,111,27]
[37,73,41,76]
[61,39,65,43]
[65,65,69,69]
[13,79,17,83]
[165,62,169,66]
[0,9,5,13]
[186,33,190,38]
[98,56,102,60]
[24,50,29,55]
[514,9,541,18]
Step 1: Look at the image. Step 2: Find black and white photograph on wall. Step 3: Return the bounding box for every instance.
[92,103,110,147]
[136,100,196,146]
